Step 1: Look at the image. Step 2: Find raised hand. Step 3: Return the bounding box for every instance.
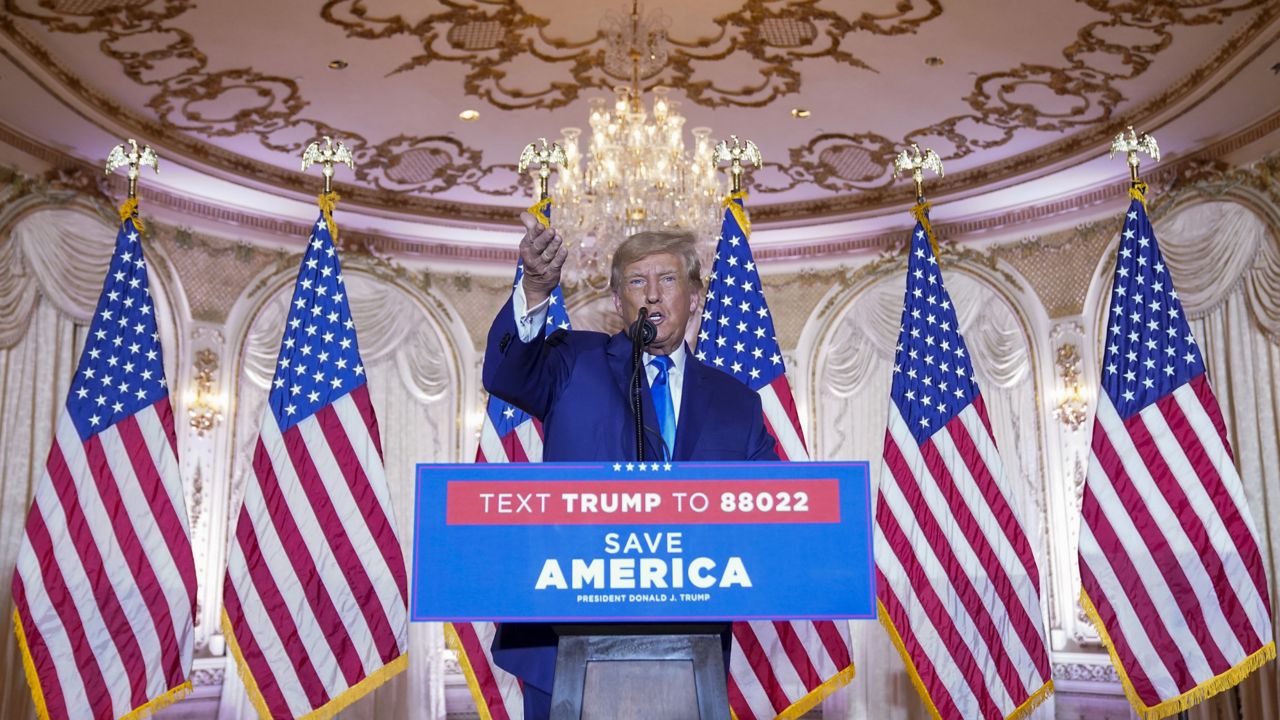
[518,211,567,307]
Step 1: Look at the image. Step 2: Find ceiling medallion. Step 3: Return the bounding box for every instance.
[550,1,724,289]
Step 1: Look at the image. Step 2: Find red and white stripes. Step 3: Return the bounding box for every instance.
[759,375,807,463]
[727,619,853,719]
[13,398,195,720]
[877,399,1052,720]
[447,621,524,720]
[223,385,409,719]
[1080,375,1274,717]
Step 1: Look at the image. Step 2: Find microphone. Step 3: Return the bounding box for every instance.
[629,306,657,346]
[627,306,657,462]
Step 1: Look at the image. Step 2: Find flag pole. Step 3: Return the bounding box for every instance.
[301,135,355,239]
[105,138,159,225]
[892,144,944,257]
[713,134,762,196]
[1109,126,1160,201]
[519,138,565,230]
[713,134,761,241]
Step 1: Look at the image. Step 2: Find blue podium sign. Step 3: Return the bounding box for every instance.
[410,461,875,622]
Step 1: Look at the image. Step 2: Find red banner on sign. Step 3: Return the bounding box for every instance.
[444,478,841,525]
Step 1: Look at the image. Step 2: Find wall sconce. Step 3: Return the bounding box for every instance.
[187,349,224,436]
[1052,344,1088,432]
[468,403,487,441]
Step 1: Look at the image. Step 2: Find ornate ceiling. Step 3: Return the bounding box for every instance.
[1,0,1278,231]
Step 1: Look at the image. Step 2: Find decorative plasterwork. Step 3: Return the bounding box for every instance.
[4,109,1278,272]
[320,0,942,110]
[1,0,1276,224]
[1053,660,1120,685]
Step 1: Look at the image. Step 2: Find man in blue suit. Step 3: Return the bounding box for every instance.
[482,212,778,717]
[485,212,778,463]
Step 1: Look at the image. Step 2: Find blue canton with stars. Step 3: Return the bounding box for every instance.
[696,198,785,390]
[486,205,572,436]
[890,219,981,445]
[268,213,366,431]
[67,218,169,441]
[1101,198,1203,419]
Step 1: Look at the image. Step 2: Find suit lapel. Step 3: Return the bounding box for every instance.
[673,349,707,461]
[605,332,664,460]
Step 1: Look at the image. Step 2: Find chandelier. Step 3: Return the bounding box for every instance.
[550,2,726,288]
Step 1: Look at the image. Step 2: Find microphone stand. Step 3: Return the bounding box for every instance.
[629,307,655,462]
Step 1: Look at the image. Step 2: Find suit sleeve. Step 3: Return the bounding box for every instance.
[482,294,572,420]
[746,392,781,461]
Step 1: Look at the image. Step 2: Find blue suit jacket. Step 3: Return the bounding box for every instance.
[483,295,778,462]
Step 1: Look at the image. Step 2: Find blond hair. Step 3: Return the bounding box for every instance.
[609,231,703,293]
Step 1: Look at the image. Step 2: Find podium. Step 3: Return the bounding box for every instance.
[549,623,730,720]
[411,461,875,718]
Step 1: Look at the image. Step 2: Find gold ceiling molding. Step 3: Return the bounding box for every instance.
[0,0,1275,224]
[3,110,1276,275]
[320,0,943,110]
[754,131,901,193]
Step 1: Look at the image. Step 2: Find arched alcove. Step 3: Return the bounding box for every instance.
[212,255,472,719]
[1080,193,1280,717]
[796,252,1053,719]
[0,198,186,720]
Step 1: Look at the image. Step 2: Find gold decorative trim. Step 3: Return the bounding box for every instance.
[750,108,1280,260]
[320,0,943,110]
[4,108,1277,268]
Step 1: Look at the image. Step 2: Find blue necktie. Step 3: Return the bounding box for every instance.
[649,355,676,460]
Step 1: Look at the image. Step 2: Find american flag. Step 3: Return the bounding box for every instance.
[697,193,855,720]
[11,215,196,719]
[222,208,409,719]
[1078,191,1274,719]
[449,198,568,719]
[876,212,1053,719]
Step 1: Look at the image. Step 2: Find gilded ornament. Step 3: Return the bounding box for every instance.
[104,138,158,200]
[892,143,943,202]
[1109,126,1160,184]
[301,136,355,194]
[713,135,762,194]
[517,138,565,201]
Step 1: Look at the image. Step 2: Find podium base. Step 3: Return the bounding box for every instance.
[549,624,730,720]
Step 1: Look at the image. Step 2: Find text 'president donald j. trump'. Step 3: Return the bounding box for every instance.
[483,212,780,463]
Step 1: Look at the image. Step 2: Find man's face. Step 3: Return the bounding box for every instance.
[613,252,699,355]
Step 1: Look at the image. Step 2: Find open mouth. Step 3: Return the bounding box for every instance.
[648,311,665,325]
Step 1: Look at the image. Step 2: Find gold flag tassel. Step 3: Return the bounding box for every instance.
[318,191,341,242]
[723,190,751,237]
[118,197,144,231]
[528,196,552,228]
[909,200,941,259]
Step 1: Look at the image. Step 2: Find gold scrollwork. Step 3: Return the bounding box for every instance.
[1052,344,1089,432]
[753,132,901,194]
[320,0,943,110]
[187,348,222,436]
